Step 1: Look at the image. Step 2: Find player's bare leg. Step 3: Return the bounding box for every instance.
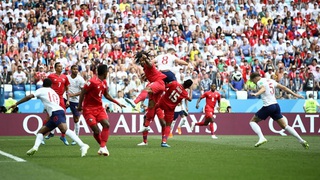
[276,118,309,149]
[249,116,268,147]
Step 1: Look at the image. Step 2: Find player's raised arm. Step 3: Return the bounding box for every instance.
[175,58,188,66]
[9,94,35,110]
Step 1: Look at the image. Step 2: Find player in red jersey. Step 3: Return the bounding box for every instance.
[45,62,71,145]
[78,64,125,156]
[193,84,221,139]
[156,80,193,147]
[134,51,167,146]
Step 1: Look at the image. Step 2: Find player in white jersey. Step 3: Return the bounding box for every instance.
[9,78,89,157]
[169,98,189,137]
[249,72,309,149]
[63,65,85,145]
[153,48,188,83]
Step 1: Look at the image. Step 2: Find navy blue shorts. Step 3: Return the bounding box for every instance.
[65,99,80,117]
[45,110,66,130]
[174,110,188,120]
[255,104,283,121]
[161,71,177,83]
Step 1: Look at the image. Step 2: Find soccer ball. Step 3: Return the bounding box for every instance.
[232,71,242,81]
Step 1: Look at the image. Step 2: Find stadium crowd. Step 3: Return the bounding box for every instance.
[0,0,320,102]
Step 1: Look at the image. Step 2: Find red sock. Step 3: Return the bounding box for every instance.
[134,90,148,104]
[100,128,109,147]
[196,121,206,126]
[209,122,215,135]
[142,131,148,143]
[61,133,66,137]
[94,133,101,144]
[162,126,170,143]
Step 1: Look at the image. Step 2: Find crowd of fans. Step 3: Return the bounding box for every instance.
[0,0,320,101]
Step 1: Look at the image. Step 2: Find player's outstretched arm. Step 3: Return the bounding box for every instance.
[9,94,34,110]
[251,86,266,97]
[195,97,203,109]
[104,91,126,108]
[277,84,304,99]
[175,59,188,66]
[77,88,87,111]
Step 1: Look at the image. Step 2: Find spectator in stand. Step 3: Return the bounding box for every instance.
[12,65,26,85]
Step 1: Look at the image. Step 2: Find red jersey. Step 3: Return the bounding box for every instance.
[201,90,221,112]
[83,76,107,108]
[47,73,69,97]
[143,64,166,82]
[158,81,190,110]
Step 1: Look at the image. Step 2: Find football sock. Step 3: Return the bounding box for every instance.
[170,121,176,134]
[196,121,205,126]
[33,133,44,149]
[285,125,304,142]
[50,129,55,135]
[249,122,265,140]
[65,129,84,147]
[74,122,80,136]
[178,117,187,128]
[93,133,101,144]
[100,128,109,147]
[134,90,148,104]
[162,126,170,143]
[209,122,214,135]
[142,131,148,143]
[61,133,66,137]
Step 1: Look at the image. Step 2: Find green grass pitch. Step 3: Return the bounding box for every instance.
[0,135,319,180]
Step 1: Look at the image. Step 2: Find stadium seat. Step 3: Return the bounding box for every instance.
[4,91,11,99]
[228,90,237,99]
[225,36,232,44]
[222,84,229,90]
[298,91,306,99]
[13,91,26,100]
[25,84,36,91]
[236,91,248,99]
[36,84,43,89]
[192,90,201,99]
[4,84,12,92]
[306,91,318,99]
[13,84,25,91]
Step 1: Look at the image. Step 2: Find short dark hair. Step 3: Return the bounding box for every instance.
[250,72,261,81]
[97,64,108,76]
[54,62,61,69]
[71,65,77,69]
[43,78,52,87]
[183,79,193,89]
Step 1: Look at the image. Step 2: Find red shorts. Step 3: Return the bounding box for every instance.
[205,111,214,119]
[83,107,108,127]
[156,103,174,123]
[149,80,165,95]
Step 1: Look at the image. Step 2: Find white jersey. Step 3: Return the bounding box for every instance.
[155,54,177,71]
[33,87,63,116]
[64,74,85,103]
[174,99,187,112]
[257,78,278,106]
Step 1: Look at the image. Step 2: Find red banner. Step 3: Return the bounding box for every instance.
[0,113,319,136]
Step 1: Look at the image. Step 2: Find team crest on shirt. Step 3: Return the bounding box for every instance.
[86,81,91,86]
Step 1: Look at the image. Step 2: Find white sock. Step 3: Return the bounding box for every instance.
[65,129,85,147]
[170,121,176,134]
[285,125,304,142]
[249,122,265,140]
[50,129,55,135]
[33,133,44,150]
[74,122,80,136]
[178,117,187,128]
